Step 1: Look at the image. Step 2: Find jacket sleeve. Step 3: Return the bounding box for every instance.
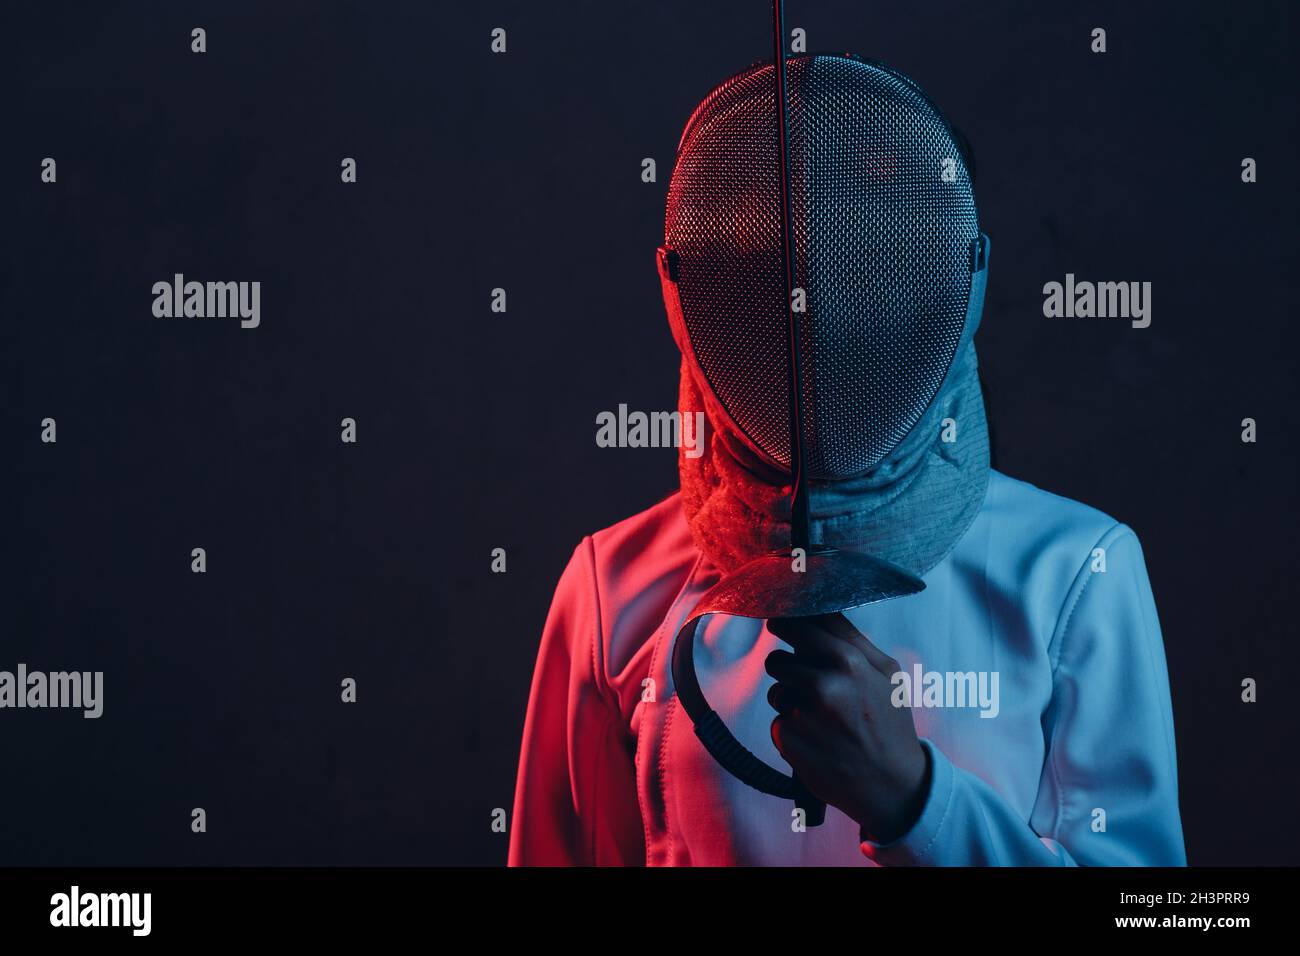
[862,524,1186,866]
[508,538,646,866]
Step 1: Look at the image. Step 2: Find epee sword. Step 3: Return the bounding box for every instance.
[667,0,928,828]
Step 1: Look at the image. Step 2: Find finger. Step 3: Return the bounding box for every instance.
[766,680,808,715]
[767,617,857,668]
[769,713,820,766]
[763,649,820,694]
[770,617,892,692]
[819,613,902,678]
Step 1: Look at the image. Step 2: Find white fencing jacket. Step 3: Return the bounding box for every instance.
[509,470,1186,866]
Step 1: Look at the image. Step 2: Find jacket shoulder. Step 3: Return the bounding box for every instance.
[585,493,701,684]
[985,469,1132,553]
[979,470,1151,646]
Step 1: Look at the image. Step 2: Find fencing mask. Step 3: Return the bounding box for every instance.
[662,44,992,825]
[661,52,991,577]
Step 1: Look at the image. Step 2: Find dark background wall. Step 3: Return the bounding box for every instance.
[1,0,1294,865]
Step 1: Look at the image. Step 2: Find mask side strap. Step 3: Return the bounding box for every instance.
[962,233,991,345]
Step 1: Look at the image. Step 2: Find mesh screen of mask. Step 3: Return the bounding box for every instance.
[665,54,978,480]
